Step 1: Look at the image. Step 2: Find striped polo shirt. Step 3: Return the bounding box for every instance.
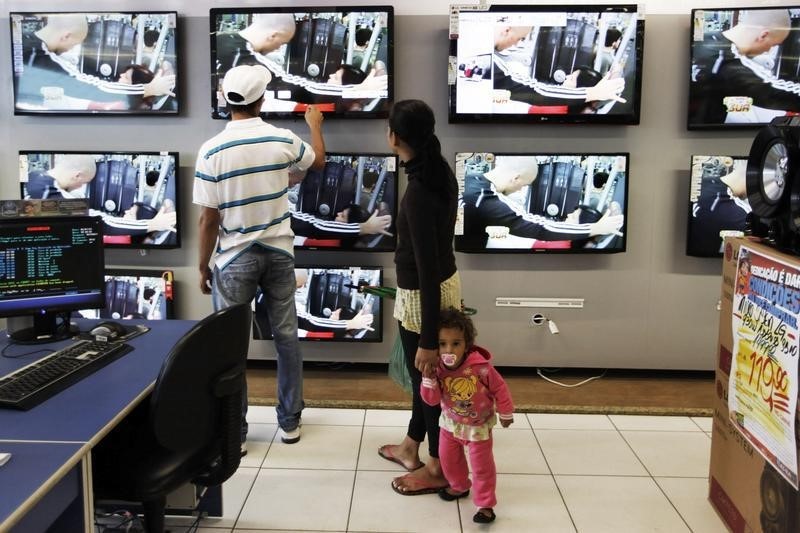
[193,117,315,270]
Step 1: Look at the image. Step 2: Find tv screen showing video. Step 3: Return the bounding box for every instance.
[687,155,749,257]
[454,152,628,253]
[10,12,179,115]
[253,266,383,342]
[210,6,393,119]
[76,268,175,320]
[449,4,644,124]
[290,153,397,251]
[688,7,800,129]
[19,151,180,249]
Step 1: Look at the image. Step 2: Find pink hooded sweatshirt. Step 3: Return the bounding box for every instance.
[421,345,514,427]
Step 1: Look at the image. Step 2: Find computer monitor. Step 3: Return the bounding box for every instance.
[291,153,397,251]
[10,11,180,115]
[0,216,105,342]
[686,155,749,257]
[19,151,180,249]
[209,6,393,119]
[75,268,175,320]
[454,152,629,253]
[449,4,645,124]
[253,265,383,342]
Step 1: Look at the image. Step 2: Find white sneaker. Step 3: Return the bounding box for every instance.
[240,442,248,457]
[279,426,301,444]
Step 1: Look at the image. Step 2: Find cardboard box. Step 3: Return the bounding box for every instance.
[710,236,800,533]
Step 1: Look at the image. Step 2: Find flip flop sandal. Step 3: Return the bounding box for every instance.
[473,508,496,523]
[378,445,424,472]
[390,477,447,496]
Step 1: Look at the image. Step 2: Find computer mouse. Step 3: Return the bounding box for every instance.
[89,321,127,338]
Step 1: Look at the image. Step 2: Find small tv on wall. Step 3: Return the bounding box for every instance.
[688,7,800,129]
[76,268,175,320]
[253,265,383,342]
[448,4,644,124]
[290,152,397,251]
[10,11,179,115]
[454,152,629,253]
[210,6,393,119]
[686,155,750,257]
[19,151,180,249]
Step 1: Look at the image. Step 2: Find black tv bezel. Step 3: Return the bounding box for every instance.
[454,151,631,254]
[0,215,106,319]
[103,267,176,319]
[448,3,645,125]
[687,6,799,131]
[209,5,395,120]
[18,150,181,250]
[292,151,399,252]
[9,11,181,117]
[685,154,749,258]
[254,264,384,343]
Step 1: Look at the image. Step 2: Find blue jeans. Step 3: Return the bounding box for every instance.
[212,246,304,437]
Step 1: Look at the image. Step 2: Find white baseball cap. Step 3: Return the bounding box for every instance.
[222,65,271,105]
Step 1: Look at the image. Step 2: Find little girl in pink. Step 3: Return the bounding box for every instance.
[421,307,514,524]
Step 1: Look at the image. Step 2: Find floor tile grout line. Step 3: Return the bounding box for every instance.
[529,422,579,533]
[616,428,694,532]
[344,411,368,532]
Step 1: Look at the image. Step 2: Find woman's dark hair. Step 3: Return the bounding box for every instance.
[339,64,368,85]
[122,64,155,85]
[604,28,623,48]
[439,307,477,348]
[573,66,603,88]
[388,99,457,199]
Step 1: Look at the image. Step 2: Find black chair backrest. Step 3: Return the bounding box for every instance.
[149,303,251,452]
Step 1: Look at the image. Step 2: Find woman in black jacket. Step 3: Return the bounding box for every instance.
[378,99,462,495]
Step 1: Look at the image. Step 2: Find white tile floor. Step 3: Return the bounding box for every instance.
[164,407,727,533]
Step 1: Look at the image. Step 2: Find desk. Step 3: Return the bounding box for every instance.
[0,320,196,533]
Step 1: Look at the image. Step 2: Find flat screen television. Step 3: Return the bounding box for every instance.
[253,265,383,342]
[10,11,179,115]
[686,155,749,257]
[688,7,800,129]
[448,4,644,124]
[210,6,393,119]
[75,268,175,320]
[19,151,180,249]
[454,152,629,253]
[0,215,105,342]
[290,153,397,251]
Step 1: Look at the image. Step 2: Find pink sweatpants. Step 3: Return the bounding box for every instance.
[439,428,497,508]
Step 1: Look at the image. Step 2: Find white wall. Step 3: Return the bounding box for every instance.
[1,0,785,369]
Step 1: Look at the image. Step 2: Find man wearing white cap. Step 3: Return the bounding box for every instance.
[194,65,325,448]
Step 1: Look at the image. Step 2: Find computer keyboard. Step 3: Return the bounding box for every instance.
[0,339,132,410]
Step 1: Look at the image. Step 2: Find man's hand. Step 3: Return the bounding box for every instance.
[199,266,213,295]
[143,72,176,98]
[589,211,624,237]
[415,347,439,375]
[585,72,625,103]
[305,105,324,129]
[360,209,393,236]
[346,310,374,331]
[146,209,177,232]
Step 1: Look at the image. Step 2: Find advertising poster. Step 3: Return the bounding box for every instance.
[729,245,800,488]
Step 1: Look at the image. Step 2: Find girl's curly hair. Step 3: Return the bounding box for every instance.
[438,307,477,347]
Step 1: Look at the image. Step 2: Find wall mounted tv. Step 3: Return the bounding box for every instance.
[210,6,393,119]
[688,7,800,129]
[454,152,628,253]
[19,151,180,249]
[448,4,644,124]
[76,268,175,320]
[253,265,382,342]
[10,12,179,115]
[291,153,397,251]
[686,155,749,257]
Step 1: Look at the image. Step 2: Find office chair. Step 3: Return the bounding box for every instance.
[92,303,252,532]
